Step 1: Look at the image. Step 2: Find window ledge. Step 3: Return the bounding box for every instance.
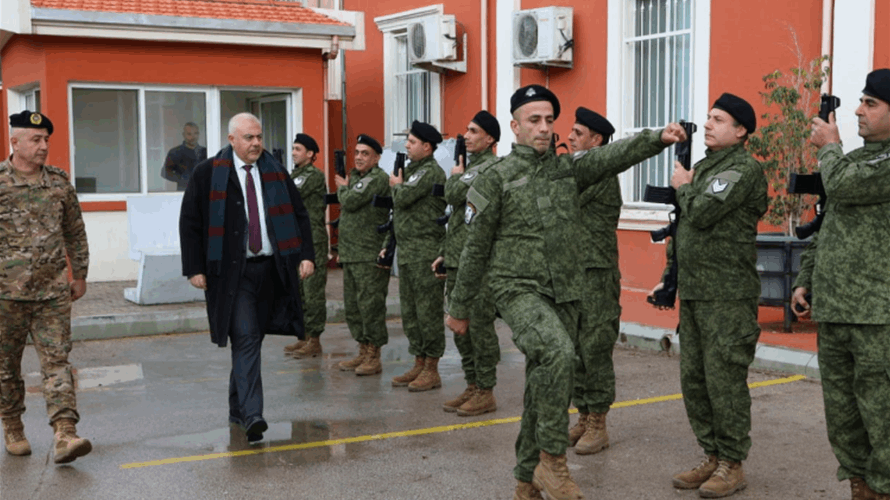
[618,205,671,232]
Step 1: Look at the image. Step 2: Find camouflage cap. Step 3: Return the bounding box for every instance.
[10,110,53,135]
[863,68,890,104]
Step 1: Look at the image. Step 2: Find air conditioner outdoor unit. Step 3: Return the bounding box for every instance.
[408,14,457,65]
[512,6,573,69]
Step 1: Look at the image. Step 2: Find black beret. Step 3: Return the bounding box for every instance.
[575,107,615,143]
[863,68,890,104]
[471,110,501,142]
[293,133,319,153]
[510,85,561,119]
[409,120,443,146]
[10,110,53,135]
[356,134,383,154]
[712,93,756,134]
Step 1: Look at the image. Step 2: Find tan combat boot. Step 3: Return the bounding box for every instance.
[408,357,442,392]
[575,411,608,455]
[513,480,544,500]
[52,418,92,464]
[2,416,31,456]
[292,337,322,358]
[457,387,497,416]
[568,413,589,446]
[672,455,718,489]
[355,345,382,376]
[283,339,307,354]
[532,451,584,500]
[392,356,425,387]
[851,478,874,500]
[698,460,746,498]
[443,384,476,412]
[339,344,368,371]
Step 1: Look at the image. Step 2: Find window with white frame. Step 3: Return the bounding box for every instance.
[24,88,41,112]
[622,0,695,202]
[69,84,301,198]
[375,6,442,145]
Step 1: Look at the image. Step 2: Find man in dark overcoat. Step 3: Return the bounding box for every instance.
[179,112,315,442]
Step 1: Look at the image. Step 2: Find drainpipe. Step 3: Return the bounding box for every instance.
[323,35,340,235]
[821,0,834,93]
[481,0,488,110]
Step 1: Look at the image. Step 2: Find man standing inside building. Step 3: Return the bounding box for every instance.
[434,111,501,416]
[285,133,328,359]
[446,85,686,500]
[1,110,92,464]
[180,112,315,443]
[793,69,890,500]
[386,121,447,392]
[335,134,392,376]
[649,93,767,498]
[162,122,208,191]
[566,107,620,456]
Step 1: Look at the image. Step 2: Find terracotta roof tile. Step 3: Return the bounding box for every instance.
[31,0,348,27]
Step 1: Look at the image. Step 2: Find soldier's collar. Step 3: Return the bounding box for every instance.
[863,136,890,151]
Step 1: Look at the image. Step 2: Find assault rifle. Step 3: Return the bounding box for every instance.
[375,152,406,268]
[325,149,347,228]
[436,135,466,227]
[643,120,698,308]
[788,94,839,240]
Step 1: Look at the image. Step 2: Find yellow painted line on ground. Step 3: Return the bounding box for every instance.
[120,374,805,470]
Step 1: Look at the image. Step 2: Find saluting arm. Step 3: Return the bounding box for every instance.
[818,144,890,204]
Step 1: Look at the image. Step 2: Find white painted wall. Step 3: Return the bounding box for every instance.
[495,0,520,152]
[82,212,138,282]
[832,0,875,153]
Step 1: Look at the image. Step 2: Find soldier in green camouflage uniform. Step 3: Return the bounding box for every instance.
[1,111,92,464]
[649,94,767,498]
[434,111,501,417]
[793,69,890,500]
[386,121,447,392]
[335,134,391,376]
[446,86,685,500]
[286,134,328,358]
[565,108,621,456]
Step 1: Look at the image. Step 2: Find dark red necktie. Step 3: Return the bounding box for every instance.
[244,165,262,254]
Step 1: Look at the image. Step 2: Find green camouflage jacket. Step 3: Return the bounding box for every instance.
[576,149,623,270]
[291,163,328,262]
[387,154,447,264]
[449,130,667,319]
[663,143,768,301]
[793,138,890,324]
[337,165,391,263]
[441,148,498,268]
[0,158,89,300]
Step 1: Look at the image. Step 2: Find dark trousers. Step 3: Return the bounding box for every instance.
[228,258,275,424]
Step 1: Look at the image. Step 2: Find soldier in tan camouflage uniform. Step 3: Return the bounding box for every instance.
[0,110,92,464]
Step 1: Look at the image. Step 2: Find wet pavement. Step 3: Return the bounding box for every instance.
[2,319,846,500]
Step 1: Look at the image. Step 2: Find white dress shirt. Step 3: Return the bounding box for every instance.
[233,153,274,257]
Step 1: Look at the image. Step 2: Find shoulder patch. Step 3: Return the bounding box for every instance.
[705,170,743,200]
[44,165,70,180]
[294,175,307,187]
[867,152,890,165]
[465,186,491,223]
[353,177,373,192]
[406,169,427,186]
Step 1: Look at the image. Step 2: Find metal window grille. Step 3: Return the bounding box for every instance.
[393,34,432,138]
[623,0,694,201]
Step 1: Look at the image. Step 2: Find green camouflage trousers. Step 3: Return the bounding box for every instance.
[0,298,79,423]
[818,322,890,494]
[574,267,621,414]
[496,291,579,483]
[300,252,328,338]
[398,261,445,358]
[679,298,759,462]
[445,268,500,389]
[342,262,390,347]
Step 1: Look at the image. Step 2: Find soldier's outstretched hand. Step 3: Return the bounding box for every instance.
[661,123,688,145]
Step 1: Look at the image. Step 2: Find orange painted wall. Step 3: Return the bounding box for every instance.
[1,37,48,158]
[1,35,326,211]
[342,0,491,154]
[876,0,890,69]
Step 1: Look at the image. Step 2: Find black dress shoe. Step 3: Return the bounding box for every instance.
[244,417,268,442]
